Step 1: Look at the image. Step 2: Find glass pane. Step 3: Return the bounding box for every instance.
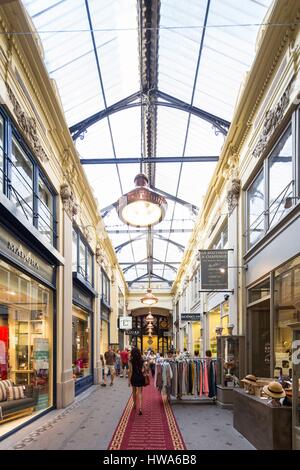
[274,256,300,379]
[11,139,33,222]
[79,239,86,278]
[72,307,91,380]
[0,116,3,187]
[248,169,265,248]
[268,126,293,228]
[86,250,93,285]
[248,300,270,377]
[0,258,53,436]
[294,330,300,427]
[208,307,220,357]
[72,229,78,272]
[248,278,270,304]
[38,176,53,244]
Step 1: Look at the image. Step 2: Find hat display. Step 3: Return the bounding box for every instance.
[263,381,286,399]
[241,374,257,384]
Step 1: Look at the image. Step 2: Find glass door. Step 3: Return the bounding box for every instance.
[247,298,271,377]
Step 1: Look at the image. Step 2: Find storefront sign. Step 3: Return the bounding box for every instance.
[73,284,93,311]
[181,313,201,322]
[125,329,141,336]
[0,225,54,285]
[200,249,228,290]
[119,317,132,330]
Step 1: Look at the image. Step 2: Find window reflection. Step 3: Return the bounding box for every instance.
[38,176,53,244]
[11,139,33,223]
[248,169,265,248]
[269,126,293,228]
[274,256,300,379]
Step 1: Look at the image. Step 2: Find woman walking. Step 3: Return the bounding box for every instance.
[128,347,146,415]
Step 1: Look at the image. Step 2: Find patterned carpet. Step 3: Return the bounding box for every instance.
[108,379,186,450]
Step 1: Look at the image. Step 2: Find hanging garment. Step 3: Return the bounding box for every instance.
[199,361,203,397]
[203,360,209,397]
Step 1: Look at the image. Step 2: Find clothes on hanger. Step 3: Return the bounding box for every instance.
[155,358,218,399]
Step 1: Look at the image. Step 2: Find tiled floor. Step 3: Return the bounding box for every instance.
[0,377,255,450]
[173,403,255,450]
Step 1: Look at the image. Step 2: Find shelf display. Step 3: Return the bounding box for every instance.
[0,258,53,431]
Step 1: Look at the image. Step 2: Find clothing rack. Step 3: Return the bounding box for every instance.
[155,358,219,403]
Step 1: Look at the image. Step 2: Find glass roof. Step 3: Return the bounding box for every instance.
[22,0,272,290]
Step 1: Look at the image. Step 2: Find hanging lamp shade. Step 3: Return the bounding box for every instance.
[146,312,154,322]
[141,288,158,306]
[117,173,167,227]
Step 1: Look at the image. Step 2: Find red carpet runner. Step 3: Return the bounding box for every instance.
[108,380,186,450]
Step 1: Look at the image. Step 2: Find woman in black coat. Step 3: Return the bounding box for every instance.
[128,347,146,415]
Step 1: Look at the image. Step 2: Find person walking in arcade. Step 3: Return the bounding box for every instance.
[128,347,147,415]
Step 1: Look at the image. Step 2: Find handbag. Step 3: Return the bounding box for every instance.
[143,372,150,386]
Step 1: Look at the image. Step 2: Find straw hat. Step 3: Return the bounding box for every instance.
[263,381,286,399]
[241,374,257,384]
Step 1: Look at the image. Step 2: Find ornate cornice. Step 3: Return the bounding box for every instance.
[6,83,49,163]
[252,83,291,159]
[61,149,79,186]
[238,9,300,155]
[60,183,79,219]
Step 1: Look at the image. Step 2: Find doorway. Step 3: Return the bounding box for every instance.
[247,298,271,377]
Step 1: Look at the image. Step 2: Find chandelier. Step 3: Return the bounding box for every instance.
[117,173,167,227]
[145,309,154,337]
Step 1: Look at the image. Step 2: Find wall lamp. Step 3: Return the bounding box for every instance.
[284,196,300,209]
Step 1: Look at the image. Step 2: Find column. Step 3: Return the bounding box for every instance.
[56,205,75,408]
[94,261,101,384]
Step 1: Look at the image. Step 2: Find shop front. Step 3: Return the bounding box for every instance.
[246,256,300,380]
[0,223,56,437]
[130,310,171,354]
[72,284,94,395]
[207,301,229,356]
[191,321,203,356]
[239,222,300,448]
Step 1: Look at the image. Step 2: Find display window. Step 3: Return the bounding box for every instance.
[274,255,300,379]
[208,308,220,356]
[192,321,202,355]
[0,259,53,434]
[72,306,91,380]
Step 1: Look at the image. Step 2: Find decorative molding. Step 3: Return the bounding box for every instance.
[61,149,79,186]
[227,177,241,214]
[6,83,49,163]
[252,84,291,159]
[60,183,79,219]
[96,243,105,265]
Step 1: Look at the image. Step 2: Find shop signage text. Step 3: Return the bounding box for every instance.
[125,329,140,336]
[7,241,40,270]
[200,249,228,290]
[181,313,201,322]
[0,225,54,285]
[73,284,93,311]
[119,317,132,330]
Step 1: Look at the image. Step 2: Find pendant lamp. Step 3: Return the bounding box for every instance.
[141,288,158,306]
[117,173,167,227]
